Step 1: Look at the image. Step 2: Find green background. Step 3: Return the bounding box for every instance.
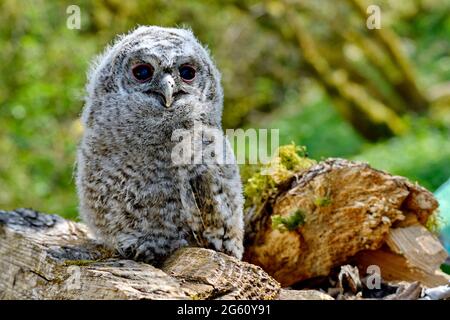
[0,0,449,220]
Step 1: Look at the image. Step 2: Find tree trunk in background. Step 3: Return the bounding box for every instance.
[234,0,432,141]
[348,0,429,113]
[284,12,408,140]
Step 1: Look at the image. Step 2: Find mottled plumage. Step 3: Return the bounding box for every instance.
[76,26,244,264]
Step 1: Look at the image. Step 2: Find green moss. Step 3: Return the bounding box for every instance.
[425,211,442,234]
[63,259,97,267]
[190,293,203,300]
[271,209,305,232]
[314,197,332,207]
[244,143,316,211]
[278,144,310,171]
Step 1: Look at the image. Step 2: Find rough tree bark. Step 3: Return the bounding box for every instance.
[0,208,280,300]
[244,158,449,287]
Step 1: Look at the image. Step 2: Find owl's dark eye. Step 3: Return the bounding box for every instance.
[179,65,196,81]
[132,64,154,82]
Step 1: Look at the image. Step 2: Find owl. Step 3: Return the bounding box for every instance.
[76,26,244,264]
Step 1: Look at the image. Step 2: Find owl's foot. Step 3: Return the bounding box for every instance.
[116,234,188,266]
[201,228,244,260]
[222,238,244,260]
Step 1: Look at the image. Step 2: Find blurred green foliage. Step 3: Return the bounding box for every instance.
[0,0,449,219]
[354,125,450,191]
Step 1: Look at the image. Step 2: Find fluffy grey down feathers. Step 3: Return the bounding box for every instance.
[76,26,244,264]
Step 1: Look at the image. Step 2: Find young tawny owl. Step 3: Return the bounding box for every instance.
[76,26,244,264]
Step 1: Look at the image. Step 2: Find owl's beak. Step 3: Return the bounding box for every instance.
[159,74,175,108]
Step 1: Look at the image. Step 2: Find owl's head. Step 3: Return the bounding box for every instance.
[83,26,223,132]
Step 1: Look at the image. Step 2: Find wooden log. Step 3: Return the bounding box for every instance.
[352,249,450,288]
[386,225,448,274]
[244,158,445,287]
[350,223,449,288]
[0,158,446,298]
[278,289,334,300]
[0,208,280,300]
[162,247,280,300]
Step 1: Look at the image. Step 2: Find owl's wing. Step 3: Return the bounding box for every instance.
[177,169,213,248]
[187,170,229,245]
[187,166,244,259]
[188,174,215,219]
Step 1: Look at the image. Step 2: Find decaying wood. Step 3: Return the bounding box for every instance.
[162,247,279,300]
[351,224,449,288]
[0,208,280,300]
[386,225,447,274]
[278,289,334,300]
[244,158,446,287]
[352,249,450,288]
[325,264,447,300]
[383,281,422,300]
[337,265,362,295]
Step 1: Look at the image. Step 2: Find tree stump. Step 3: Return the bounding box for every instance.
[243,158,448,287]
